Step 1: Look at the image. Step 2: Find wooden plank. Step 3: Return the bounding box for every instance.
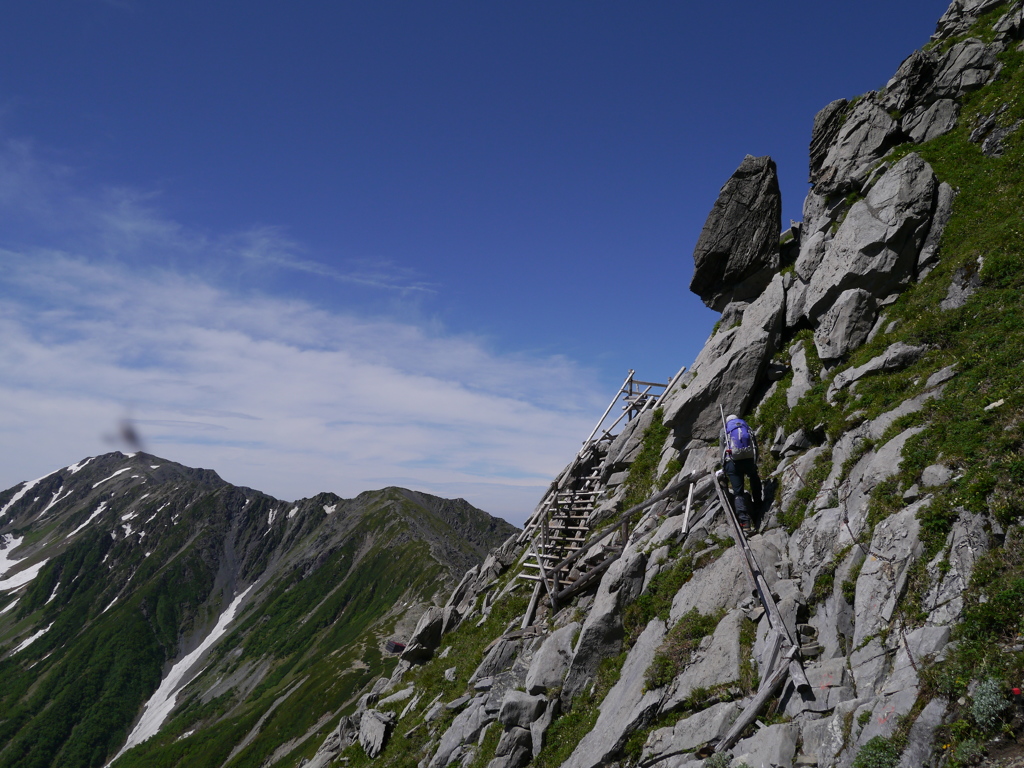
[759,630,784,692]
[713,471,810,693]
[681,482,696,536]
[716,646,797,752]
[519,573,573,587]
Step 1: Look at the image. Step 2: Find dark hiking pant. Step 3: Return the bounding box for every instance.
[724,457,763,508]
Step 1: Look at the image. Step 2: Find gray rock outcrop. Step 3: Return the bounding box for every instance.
[561,620,668,768]
[804,153,938,324]
[852,503,925,649]
[660,609,743,711]
[786,341,815,408]
[813,288,877,362]
[663,273,785,440]
[642,701,741,762]
[904,98,961,143]
[809,99,849,182]
[941,257,983,310]
[923,509,988,625]
[401,606,445,662]
[917,182,956,278]
[827,341,929,403]
[562,548,647,702]
[430,695,495,768]
[933,0,1006,39]
[359,709,396,759]
[489,727,532,768]
[525,622,578,695]
[732,722,799,768]
[898,698,948,767]
[498,692,547,729]
[306,715,359,768]
[883,50,939,115]
[813,97,900,195]
[690,155,782,311]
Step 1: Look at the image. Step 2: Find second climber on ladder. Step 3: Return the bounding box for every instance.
[720,412,763,529]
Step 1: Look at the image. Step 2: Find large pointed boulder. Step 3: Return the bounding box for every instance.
[689,155,782,311]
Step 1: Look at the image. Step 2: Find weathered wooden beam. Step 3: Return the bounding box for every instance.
[553,555,616,602]
[716,646,798,752]
[582,369,641,447]
[759,629,785,692]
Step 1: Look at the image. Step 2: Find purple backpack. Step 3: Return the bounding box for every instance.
[725,418,755,460]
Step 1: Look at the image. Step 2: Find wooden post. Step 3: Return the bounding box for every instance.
[681,482,695,536]
[521,582,542,629]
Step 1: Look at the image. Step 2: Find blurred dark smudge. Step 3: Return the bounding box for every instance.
[104,417,145,453]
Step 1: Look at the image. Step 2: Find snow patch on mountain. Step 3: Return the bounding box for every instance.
[14,622,54,654]
[0,472,54,518]
[66,457,94,474]
[66,502,109,539]
[109,584,255,762]
[92,467,132,489]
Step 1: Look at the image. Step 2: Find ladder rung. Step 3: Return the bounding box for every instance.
[524,561,573,573]
[519,574,573,586]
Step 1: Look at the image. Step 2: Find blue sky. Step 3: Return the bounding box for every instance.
[0,0,949,524]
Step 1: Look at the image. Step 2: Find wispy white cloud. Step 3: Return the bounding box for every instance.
[231,227,438,294]
[0,141,604,523]
[0,139,436,297]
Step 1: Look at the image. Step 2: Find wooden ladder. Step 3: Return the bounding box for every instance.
[520,486,600,593]
[516,368,684,606]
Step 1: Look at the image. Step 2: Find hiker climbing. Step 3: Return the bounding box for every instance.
[720,410,763,527]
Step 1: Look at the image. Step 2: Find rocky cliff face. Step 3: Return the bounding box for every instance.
[0,452,514,768]
[316,3,1024,768]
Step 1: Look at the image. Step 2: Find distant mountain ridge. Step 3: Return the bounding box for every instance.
[0,451,516,768]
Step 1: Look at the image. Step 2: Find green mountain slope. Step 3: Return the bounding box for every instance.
[0,453,516,768]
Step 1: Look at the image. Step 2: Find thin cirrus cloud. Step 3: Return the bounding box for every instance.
[231,226,438,295]
[0,145,603,524]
